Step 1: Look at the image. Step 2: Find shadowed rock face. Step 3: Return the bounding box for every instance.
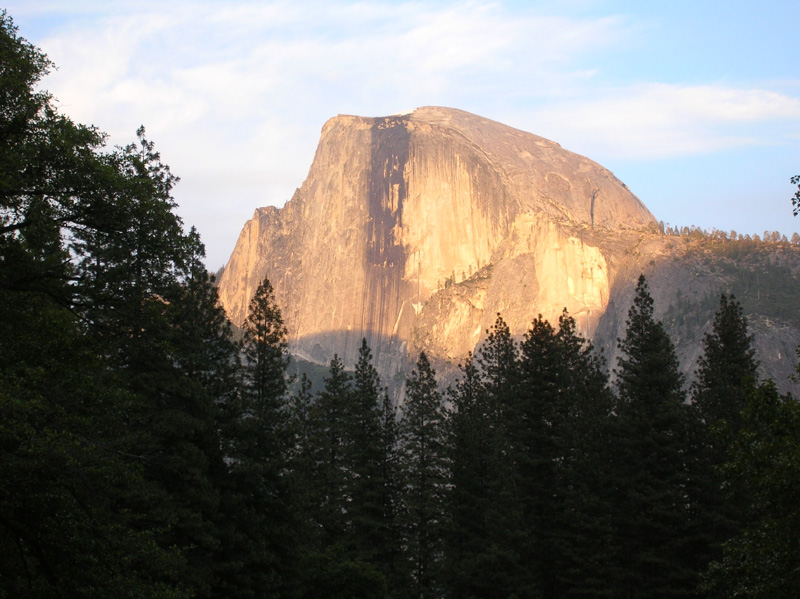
[218,106,658,374]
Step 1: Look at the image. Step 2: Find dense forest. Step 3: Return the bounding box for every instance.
[2,12,800,598]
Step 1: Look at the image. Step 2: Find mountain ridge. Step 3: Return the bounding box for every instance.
[217,107,800,392]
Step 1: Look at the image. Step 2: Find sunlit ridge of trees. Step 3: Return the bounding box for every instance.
[652,220,799,246]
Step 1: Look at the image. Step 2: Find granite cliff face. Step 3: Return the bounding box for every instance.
[218,107,653,371]
[218,107,800,390]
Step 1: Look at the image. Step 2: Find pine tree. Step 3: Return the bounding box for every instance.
[444,311,614,599]
[687,294,759,582]
[692,294,758,431]
[444,347,524,599]
[0,13,201,597]
[496,310,614,599]
[445,353,486,598]
[151,238,243,597]
[286,371,316,536]
[514,315,565,597]
[378,377,402,590]
[295,352,393,598]
[308,354,353,545]
[161,243,252,599]
[71,127,192,362]
[219,276,299,598]
[398,353,449,599]
[87,140,227,598]
[615,276,685,407]
[55,126,227,597]
[0,206,185,598]
[242,278,290,407]
[345,339,394,567]
[287,372,315,483]
[609,274,696,598]
[524,311,615,599]
[703,382,800,598]
[478,314,519,415]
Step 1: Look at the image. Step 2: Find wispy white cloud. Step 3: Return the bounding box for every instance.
[524,83,800,160]
[38,1,630,122]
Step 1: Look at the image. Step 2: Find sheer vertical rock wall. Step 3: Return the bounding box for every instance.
[218,107,657,373]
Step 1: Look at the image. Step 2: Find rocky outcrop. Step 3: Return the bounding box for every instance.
[218,106,800,392]
[218,107,653,372]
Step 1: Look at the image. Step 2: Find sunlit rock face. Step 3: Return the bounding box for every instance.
[218,107,655,372]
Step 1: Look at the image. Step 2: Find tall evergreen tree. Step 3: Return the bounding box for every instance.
[378,375,402,590]
[305,354,353,546]
[688,294,760,582]
[286,371,315,536]
[0,198,185,598]
[476,316,531,598]
[523,311,614,599]
[444,345,523,599]
[219,276,298,599]
[345,340,396,570]
[615,276,685,407]
[692,294,758,431]
[71,126,192,357]
[398,353,449,599]
[445,353,485,594]
[287,372,315,478]
[492,310,614,599]
[609,274,696,598]
[242,278,290,406]
[294,352,391,599]
[703,381,800,598]
[445,311,614,599]
[140,237,241,597]
[514,315,565,597]
[74,133,227,598]
[0,13,202,597]
[478,314,519,416]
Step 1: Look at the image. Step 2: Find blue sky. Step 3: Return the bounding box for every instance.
[7,0,800,268]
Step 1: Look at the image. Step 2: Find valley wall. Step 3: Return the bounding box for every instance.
[218,107,800,392]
